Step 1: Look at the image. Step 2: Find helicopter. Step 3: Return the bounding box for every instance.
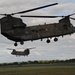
[0,3,75,46]
[7,47,36,56]
[0,3,58,46]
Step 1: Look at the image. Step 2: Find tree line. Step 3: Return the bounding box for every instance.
[0,59,75,66]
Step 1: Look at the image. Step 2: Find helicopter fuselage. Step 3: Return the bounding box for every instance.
[11,51,28,56]
[11,49,30,56]
[1,16,75,46]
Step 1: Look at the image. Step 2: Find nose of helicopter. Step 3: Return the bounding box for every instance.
[72,27,75,33]
[74,27,75,32]
[0,24,1,33]
[11,52,14,55]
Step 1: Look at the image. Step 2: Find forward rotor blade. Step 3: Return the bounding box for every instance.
[12,3,58,15]
[21,15,61,18]
[0,14,7,16]
[7,48,14,50]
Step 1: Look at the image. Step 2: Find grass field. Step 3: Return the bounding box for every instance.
[0,64,75,75]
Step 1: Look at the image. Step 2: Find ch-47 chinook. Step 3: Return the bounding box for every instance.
[0,3,75,46]
[7,47,36,56]
[0,3,58,46]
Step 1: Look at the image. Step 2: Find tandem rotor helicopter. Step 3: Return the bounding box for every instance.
[7,47,36,56]
[0,3,75,46]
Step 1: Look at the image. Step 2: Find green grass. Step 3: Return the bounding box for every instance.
[0,65,75,75]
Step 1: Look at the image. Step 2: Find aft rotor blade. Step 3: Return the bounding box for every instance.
[28,47,36,49]
[21,15,60,18]
[18,47,36,50]
[12,3,58,15]
[70,17,75,20]
[69,13,75,16]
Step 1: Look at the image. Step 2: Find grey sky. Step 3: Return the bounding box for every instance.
[0,0,75,63]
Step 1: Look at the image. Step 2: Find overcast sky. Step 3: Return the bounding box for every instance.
[0,0,75,63]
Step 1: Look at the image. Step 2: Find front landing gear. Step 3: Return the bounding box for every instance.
[14,41,24,46]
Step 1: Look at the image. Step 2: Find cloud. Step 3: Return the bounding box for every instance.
[0,0,75,63]
[34,51,41,56]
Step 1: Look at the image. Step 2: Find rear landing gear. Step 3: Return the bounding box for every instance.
[46,39,50,43]
[14,42,18,46]
[20,41,24,45]
[54,37,58,42]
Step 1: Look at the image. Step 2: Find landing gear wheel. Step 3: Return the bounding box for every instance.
[46,39,50,43]
[54,37,58,42]
[14,42,18,46]
[20,41,24,45]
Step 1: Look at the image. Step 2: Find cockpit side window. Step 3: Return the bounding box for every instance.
[12,18,26,28]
